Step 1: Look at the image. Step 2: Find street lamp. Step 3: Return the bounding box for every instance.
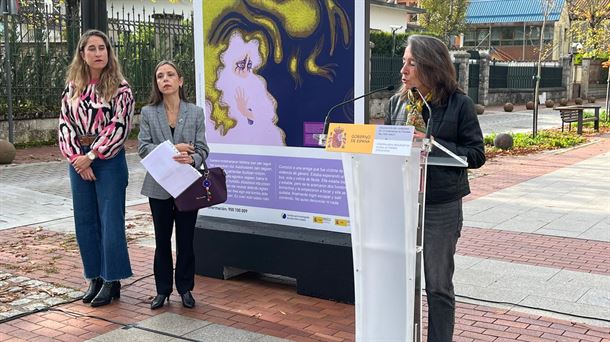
[2,0,18,144]
[390,25,403,57]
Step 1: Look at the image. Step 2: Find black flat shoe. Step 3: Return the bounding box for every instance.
[150,294,169,310]
[82,278,102,304]
[180,291,195,308]
[91,281,121,307]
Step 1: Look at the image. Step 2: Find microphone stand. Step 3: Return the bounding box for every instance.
[318,85,395,146]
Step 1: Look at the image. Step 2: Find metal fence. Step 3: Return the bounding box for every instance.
[489,62,563,89]
[0,5,194,119]
[370,55,403,90]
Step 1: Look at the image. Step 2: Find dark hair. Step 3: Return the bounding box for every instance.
[148,60,188,105]
[402,35,463,106]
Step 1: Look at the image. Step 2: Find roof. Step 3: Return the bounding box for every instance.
[370,0,426,14]
[466,0,565,24]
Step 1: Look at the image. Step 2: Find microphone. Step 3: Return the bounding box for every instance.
[320,85,395,144]
[411,87,433,139]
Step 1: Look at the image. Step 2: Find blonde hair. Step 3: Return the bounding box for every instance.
[65,30,125,102]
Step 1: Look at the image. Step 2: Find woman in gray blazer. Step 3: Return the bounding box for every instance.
[138,60,209,310]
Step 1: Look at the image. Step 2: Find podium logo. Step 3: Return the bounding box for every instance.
[328,126,347,149]
[335,219,349,227]
[313,216,331,224]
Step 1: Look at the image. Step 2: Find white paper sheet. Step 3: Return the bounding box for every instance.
[140,140,201,198]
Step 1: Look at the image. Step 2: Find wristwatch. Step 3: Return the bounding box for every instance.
[86,151,97,161]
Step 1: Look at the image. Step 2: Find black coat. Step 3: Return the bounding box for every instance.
[385,91,486,204]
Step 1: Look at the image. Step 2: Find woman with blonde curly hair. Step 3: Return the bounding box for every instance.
[58,29,135,307]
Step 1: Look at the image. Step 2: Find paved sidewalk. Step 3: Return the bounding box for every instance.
[477,105,563,135]
[1,132,610,341]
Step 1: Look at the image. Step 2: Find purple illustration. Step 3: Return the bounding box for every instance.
[205,31,285,145]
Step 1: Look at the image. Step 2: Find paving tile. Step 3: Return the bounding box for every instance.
[182,323,266,342]
[456,283,529,304]
[577,288,610,309]
[87,326,172,342]
[520,295,610,323]
[135,312,212,336]
[466,259,560,280]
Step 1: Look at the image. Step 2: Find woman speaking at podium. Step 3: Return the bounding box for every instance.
[385,35,485,342]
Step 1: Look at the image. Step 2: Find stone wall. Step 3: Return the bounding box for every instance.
[486,88,567,105]
[0,114,141,145]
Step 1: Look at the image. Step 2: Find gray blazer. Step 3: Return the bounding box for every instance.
[138,101,209,200]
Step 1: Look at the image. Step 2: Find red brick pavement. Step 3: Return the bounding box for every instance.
[466,134,609,201]
[1,225,609,342]
[456,134,610,276]
[458,227,610,276]
[2,136,610,341]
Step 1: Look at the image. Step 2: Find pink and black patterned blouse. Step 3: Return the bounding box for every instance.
[58,80,134,161]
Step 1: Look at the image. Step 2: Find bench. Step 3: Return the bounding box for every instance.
[556,106,601,134]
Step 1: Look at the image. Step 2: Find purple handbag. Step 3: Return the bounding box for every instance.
[174,163,227,212]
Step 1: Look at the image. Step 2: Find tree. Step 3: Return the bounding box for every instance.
[532,0,555,138]
[419,0,468,46]
[566,0,610,58]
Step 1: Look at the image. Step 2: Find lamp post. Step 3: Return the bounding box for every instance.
[390,25,403,57]
[2,0,18,144]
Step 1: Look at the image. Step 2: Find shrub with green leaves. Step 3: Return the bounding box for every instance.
[484,130,587,154]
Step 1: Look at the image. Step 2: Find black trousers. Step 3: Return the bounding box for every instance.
[424,199,463,342]
[149,197,198,295]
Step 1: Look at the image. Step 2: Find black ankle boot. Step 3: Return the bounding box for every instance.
[180,291,195,308]
[90,281,121,307]
[150,294,169,310]
[82,278,103,304]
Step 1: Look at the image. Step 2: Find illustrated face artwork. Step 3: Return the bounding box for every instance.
[203,1,353,147]
[234,54,253,78]
[206,31,285,145]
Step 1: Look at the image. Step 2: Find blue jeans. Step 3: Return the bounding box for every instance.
[68,148,132,281]
[424,199,462,342]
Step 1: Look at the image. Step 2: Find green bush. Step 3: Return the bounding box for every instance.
[370,31,408,56]
[485,130,587,152]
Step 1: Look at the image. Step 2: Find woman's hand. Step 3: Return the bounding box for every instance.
[173,151,193,164]
[235,87,255,122]
[79,167,96,181]
[72,155,92,174]
[175,143,194,154]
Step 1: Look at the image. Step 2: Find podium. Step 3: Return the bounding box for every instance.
[323,123,467,341]
[342,150,420,341]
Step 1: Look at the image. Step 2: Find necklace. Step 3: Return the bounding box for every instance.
[165,105,179,128]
